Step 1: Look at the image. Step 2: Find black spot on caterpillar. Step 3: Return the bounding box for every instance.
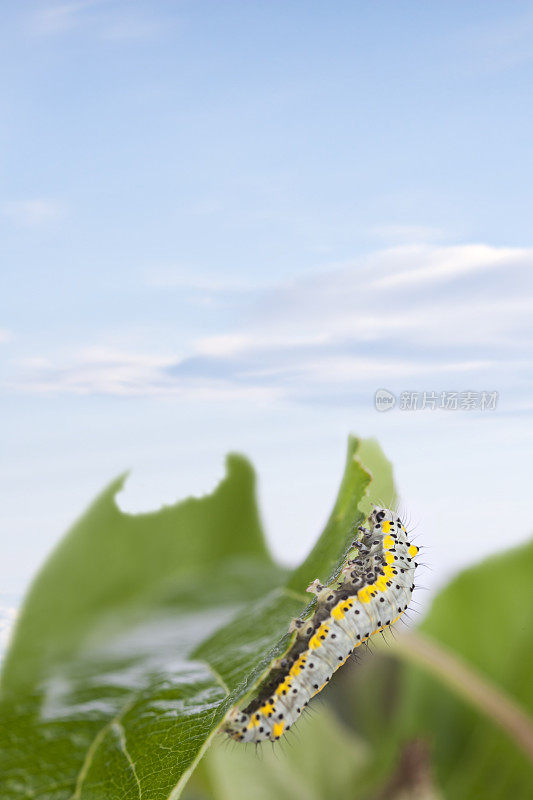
[223,507,419,742]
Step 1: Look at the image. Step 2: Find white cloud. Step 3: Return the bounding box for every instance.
[13,346,282,402]
[8,242,533,404]
[2,199,64,228]
[369,244,528,288]
[195,335,253,357]
[238,244,533,351]
[293,357,496,384]
[194,333,330,357]
[16,347,174,397]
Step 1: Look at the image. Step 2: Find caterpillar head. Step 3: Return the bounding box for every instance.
[370,506,395,525]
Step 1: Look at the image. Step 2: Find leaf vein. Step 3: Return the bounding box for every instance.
[69,698,136,800]
[200,661,230,696]
[112,721,142,799]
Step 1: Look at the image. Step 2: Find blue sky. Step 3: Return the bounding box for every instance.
[1,1,532,615]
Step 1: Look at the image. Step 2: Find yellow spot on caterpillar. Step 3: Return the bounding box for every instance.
[290,656,305,676]
[358,587,371,603]
[385,552,395,565]
[273,721,285,738]
[408,544,418,557]
[275,678,290,695]
[383,534,394,549]
[310,621,331,648]
[332,602,346,619]
[382,521,391,533]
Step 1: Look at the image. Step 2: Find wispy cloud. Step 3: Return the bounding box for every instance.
[15,347,175,397]
[30,0,163,41]
[12,347,282,402]
[0,329,13,344]
[1,199,64,228]
[8,242,533,405]
[369,244,527,288]
[30,0,105,35]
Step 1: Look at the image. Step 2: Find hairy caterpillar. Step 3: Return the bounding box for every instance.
[224,507,418,743]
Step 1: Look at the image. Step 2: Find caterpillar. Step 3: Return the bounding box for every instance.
[223,507,419,743]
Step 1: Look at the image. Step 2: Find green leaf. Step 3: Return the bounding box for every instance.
[394,539,533,799]
[0,438,384,800]
[192,705,369,800]
[329,539,533,799]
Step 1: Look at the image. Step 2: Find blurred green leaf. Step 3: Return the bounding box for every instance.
[330,539,533,799]
[0,437,384,799]
[395,539,533,799]
[192,705,368,800]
